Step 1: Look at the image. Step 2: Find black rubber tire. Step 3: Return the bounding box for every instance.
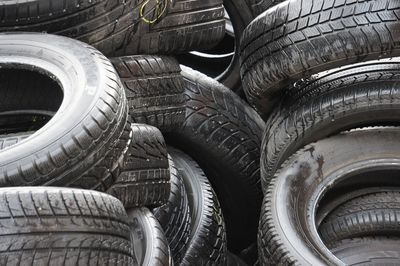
[0,0,137,56]
[153,155,191,264]
[262,59,400,192]
[240,0,400,115]
[319,190,400,245]
[0,187,134,265]
[247,0,286,17]
[166,66,265,252]
[0,33,129,192]
[169,148,227,266]
[128,207,172,266]
[258,128,400,265]
[111,55,185,132]
[121,0,225,55]
[107,124,170,209]
[330,237,400,265]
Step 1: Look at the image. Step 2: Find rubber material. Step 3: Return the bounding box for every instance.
[248,0,286,16]
[122,0,226,54]
[167,66,265,251]
[262,59,400,192]
[319,190,400,244]
[0,132,32,150]
[258,128,400,265]
[0,187,133,265]
[128,207,172,266]
[107,124,170,208]
[153,155,191,264]
[240,0,400,115]
[0,33,129,192]
[170,148,227,266]
[111,55,185,132]
[0,0,136,56]
[330,237,400,265]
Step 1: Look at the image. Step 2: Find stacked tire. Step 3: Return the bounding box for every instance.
[238,0,400,265]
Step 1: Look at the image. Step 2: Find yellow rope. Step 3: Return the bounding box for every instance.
[138,0,171,24]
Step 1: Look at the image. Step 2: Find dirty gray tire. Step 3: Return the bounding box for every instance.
[107,124,170,209]
[330,237,400,265]
[262,59,400,192]
[170,148,227,266]
[0,0,137,56]
[128,207,172,266]
[0,132,32,150]
[319,190,400,245]
[153,156,191,264]
[258,128,400,265]
[111,55,185,132]
[120,0,225,55]
[0,33,129,192]
[0,187,134,265]
[240,0,400,115]
[167,66,265,252]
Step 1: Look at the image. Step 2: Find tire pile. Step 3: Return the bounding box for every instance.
[0,0,399,265]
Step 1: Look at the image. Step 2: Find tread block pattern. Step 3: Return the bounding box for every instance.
[0,187,134,265]
[111,55,185,132]
[0,38,129,195]
[240,0,400,114]
[262,59,400,192]
[107,124,170,208]
[319,191,400,245]
[170,149,227,266]
[167,66,265,251]
[153,156,191,264]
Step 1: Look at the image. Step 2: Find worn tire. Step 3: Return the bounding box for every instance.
[330,237,400,265]
[170,148,227,266]
[0,132,32,150]
[111,55,185,132]
[0,33,129,192]
[227,252,248,266]
[319,190,400,245]
[153,155,191,264]
[258,128,400,265]
[166,66,265,251]
[0,0,138,56]
[121,0,225,55]
[107,124,170,208]
[240,0,400,115]
[262,59,400,192]
[128,207,172,266]
[0,187,134,265]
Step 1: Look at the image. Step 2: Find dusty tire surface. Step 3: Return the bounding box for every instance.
[167,66,265,251]
[0,187,134,265]
[240,0,400,114]
[128,207,172,266]
[262,59,400,191]
[153,155,191,264]
[0,33,129,192]
[170,148,227,266]
[258,128,400,265]
[107,124,170,208]
[111,55,185,132]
